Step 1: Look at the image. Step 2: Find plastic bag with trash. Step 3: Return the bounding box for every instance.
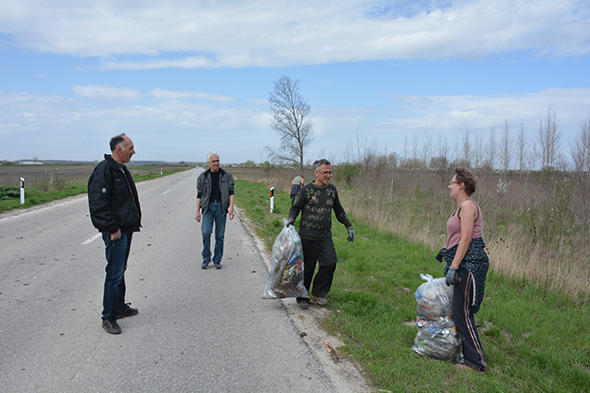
[411,274,462,361]
[262,219,310,299]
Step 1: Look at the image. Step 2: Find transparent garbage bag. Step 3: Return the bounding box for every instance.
[411,274,462,361]
[262,219,310,299]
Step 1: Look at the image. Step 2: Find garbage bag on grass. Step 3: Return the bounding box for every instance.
[412,274,462,361]
[262,219,309,299]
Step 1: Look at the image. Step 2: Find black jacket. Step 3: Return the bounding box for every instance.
[88,154,142,234]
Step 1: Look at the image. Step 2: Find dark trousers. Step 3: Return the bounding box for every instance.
[453,267,487,371]
[298,237,338,299]
[102,232,132,320]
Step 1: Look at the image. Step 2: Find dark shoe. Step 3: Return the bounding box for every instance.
[116,304,138,319]
[201,260,210,269]
[455,363,485,374]
[102,318,121,334]
[214,261,222,269]
[316,297,328,306]
[297,299,309,310]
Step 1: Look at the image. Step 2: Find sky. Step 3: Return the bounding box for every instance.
[1,0,589,166]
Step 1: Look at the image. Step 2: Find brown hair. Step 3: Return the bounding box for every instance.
[454,167,477,196]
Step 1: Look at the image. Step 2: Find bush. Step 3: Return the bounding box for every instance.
[0,186,20,200]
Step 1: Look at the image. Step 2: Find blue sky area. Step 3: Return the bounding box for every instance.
[1,0,589,166]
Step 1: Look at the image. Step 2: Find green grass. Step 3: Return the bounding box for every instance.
[235,178,590,393]
[0,169,187,213]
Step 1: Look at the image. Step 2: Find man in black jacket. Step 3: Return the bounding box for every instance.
[88,134,142,334]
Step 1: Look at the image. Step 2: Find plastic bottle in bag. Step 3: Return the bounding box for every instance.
[262,219,310,299]
[411,274,462,361]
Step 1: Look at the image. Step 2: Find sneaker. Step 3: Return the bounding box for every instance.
[116,304,138,319]
[297,299,309,310]
[214,261,222,269]
[316,297,328,306]
[102,318,121,334]
[201,260,210,269]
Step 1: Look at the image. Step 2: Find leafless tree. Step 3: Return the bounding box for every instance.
[431,132,451,179]
[265,75,313,171]
[460,130,472,167]
[536,106,563,171]
[421,133,432,168]
[571,113,590,234]
[499,119,513,177]
[483,127,496,173]
[516,122,530,177]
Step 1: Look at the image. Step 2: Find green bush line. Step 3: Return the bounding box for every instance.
[0,170,185,212]
[234,178,590,393]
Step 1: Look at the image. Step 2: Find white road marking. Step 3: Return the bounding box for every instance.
[81,233,101,245]
[162,189,171,195]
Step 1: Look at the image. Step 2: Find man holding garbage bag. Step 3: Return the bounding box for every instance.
[286,159,354,309]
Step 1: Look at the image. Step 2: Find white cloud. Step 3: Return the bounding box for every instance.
[2,87,589,163]
[149,88,235,103]
[72,85,144,101]
[1,0,588,69]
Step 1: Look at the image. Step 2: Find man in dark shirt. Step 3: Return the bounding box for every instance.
[288,159,354,309]
[195,152,235,269]
[88,134,141,334]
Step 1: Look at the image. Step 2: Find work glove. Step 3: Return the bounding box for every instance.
[285,218,294,227]
[445,267,458,286]
[347,228,355,242]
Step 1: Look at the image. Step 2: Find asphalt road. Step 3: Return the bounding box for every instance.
[0,168,354,393]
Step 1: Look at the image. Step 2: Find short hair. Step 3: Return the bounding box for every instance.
[313,159,331,171]
[206,151,219,162]
[109,134,126,152]
[454,167,477,196]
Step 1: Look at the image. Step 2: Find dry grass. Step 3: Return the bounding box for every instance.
[233,166,590,300]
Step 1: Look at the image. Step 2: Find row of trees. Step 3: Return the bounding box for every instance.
[264,75,590,178]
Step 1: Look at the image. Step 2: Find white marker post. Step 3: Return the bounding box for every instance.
[270,187,274,213]
[20,177,25,204]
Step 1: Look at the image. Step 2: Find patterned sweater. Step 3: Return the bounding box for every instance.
[288,182,352,241]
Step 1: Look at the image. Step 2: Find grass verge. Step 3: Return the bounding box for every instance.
[234,178,590,393]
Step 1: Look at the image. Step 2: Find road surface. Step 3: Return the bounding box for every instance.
[0,168,370,392]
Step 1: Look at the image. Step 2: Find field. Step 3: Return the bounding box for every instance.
[0,163,195,189]
[0,163,195,212]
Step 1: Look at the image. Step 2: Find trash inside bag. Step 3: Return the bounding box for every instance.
[262,219,310,299]
[412,274,462,361]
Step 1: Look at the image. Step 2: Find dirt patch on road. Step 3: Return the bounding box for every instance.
[235,207,375,393]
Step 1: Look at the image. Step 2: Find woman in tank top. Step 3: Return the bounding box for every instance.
[436,167,489,374]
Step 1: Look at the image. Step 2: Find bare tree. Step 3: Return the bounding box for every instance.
[516,122,530,177]
[571,113,590,234]
[266,75,313,171]
[460,129,472,167]
[402,134,409,166]
[420,133,432,168]
[498,119,513,177]
[536,106,562,171]
[483,127,496,172]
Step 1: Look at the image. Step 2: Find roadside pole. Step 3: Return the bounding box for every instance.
[270,187,274,213]
[20,177,25,204]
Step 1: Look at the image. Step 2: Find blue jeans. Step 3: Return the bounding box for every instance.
[102,232,132,320]
[201,202,227,263]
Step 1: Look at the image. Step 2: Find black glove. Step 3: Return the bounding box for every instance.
[347,228,355,242]
[285,218,294,227]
